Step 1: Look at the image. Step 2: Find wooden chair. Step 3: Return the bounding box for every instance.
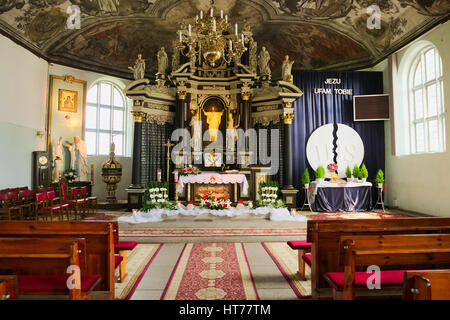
[80,186,97,215]
[0,237,101,300]
[18,190,35,220]
[35,192,68,221]
[0,192,22,220]
[404,270,450,300]
[0,276,17,300]
[58,181,84,220]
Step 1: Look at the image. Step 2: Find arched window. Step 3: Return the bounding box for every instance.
[408,46,445,153]
[85,81,129,156]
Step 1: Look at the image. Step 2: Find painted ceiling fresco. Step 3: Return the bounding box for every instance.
[0,0,448,78]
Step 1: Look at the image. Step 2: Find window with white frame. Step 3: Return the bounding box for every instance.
[408,46,445,154]
[85,81,128,156]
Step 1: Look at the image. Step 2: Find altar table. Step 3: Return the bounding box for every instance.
[177,173,249,202]
[309,181,373,212]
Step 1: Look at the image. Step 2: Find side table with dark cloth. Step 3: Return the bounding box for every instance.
[309,181,373,212]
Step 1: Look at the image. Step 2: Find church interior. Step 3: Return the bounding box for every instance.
[1,0,450,304]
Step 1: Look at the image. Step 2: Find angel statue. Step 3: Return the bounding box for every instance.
[258,46,271,76]
[189,109,202,151]
[157,47,168,75]
[281,55,294,83]
[128,54,146,80]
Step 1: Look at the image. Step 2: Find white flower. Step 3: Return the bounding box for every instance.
[151,199,156,203]
[164,194,168,198]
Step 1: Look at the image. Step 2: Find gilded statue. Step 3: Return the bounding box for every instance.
[258,46,271,76]
[203,106,224,142]
[128,54,146,80]
[157,47,168,75]
[281,55,294,83]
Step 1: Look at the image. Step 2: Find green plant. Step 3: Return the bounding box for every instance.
[301,169,310,185]
[345,165,352,178]
[360,164,368,179]
[315,166,325,179]
[375,169,384,184]
[352,165,360,179]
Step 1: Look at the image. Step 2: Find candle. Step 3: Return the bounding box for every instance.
[220,10,223,18]
[179,31,182,42]
[229,39,232,50]
[210,8,213,17]
[235,23,238,36]
[213,19,216,31]
[174,171,179,183]
[200,10,203,19]
[188,24,191,36]
[157,169,161,182]
[241,33,244,44]
[225,15,228,23]
[196,15,198,22]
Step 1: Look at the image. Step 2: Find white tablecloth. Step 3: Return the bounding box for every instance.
[309,180,373,205]
[177,172,249,195]
[118,204,306,223]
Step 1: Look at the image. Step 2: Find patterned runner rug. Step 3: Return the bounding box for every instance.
[262,242,311,298]
[115,243,163,300]
[161,243,259,300]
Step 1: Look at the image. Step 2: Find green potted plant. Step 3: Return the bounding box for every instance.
[302,168,310,188]
[352,165,360,182]
[315,166,325,183]
[375,169,384,189]
[360,164,368,183]
[345,165,352,181]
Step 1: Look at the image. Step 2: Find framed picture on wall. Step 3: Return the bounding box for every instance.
[58,89,78,112]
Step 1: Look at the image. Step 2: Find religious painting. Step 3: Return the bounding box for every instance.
[201,96,227,143]
[58,89,78,112]
[194,184,232,202]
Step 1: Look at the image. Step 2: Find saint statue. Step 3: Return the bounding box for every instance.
[157,47,168,75]
[52,136,64,182]
[189,109,202,151]
[128,54,146,80]
[281,55,294,83]
[226,112,240,150]
[203,106,224,142]
[258,46,271,76]
[65,136,88,181]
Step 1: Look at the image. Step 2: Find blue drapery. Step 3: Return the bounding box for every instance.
[291,70,385,207]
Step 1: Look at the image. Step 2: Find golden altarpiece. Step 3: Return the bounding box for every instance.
[124,6,302,209]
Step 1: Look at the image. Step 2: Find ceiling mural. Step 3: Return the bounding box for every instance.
[0,0,448,78]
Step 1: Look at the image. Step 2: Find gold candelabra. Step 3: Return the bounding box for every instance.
[177,5,248,68]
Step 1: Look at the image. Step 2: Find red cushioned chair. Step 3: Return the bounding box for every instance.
[0,192,23,220]
[47,190,70,221]
[80,186,97,215]
[58,180,84,220]
[70,187,88,218]
[18,189,35,220]
[287,240,312,281]
[35,192,67,221]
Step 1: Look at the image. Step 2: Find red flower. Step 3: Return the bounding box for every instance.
[211,150,215,155]
[194,169,198,173]
[182,169,186,173]
[212,196,215,199]
[308,187,311,192]
[224,204,228,208]
[219,196,223,200]
[239,200,243,204]
[218,203,222,207]
[206,202,211,206]
[188,201,193,204]
[188,168,192,172]
[382,186,386,192]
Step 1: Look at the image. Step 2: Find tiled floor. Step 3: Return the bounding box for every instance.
[130,242,299,300]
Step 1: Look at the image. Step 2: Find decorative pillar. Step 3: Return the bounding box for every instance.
[127,110,146,211]
[177,90,187,129]
[240,91,251,131]
[280,111,298,208]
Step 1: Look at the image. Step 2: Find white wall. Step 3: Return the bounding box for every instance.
[0,35,48,189]
[385,20,450,216]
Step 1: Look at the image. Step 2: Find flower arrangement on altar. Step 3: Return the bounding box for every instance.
[254,181,286,208]
[63,168,77,182]
[327,163,338,173]
[142,181,177,211]
[196,193,231,210]
[179,165,201,176]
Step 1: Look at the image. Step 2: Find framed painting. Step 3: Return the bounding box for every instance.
[58,89,78,112]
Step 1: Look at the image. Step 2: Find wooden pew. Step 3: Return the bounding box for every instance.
[0,221,115,299]
[0,276,17,300]
[404,270,450,300]
[324,233,450,300]
[0,237,101,300]
[306,217,450,299]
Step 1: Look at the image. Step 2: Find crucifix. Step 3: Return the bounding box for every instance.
[163,138,175,183]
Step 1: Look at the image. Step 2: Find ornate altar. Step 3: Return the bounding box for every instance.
[124,3,303,208]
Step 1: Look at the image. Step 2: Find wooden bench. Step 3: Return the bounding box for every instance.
[0,275,17,300]
[0,237,101,300]
[287,241,312,280]
[324,234,450,300]
[306,217,450,299]
[404,270,450,300]
[0,221,116,299]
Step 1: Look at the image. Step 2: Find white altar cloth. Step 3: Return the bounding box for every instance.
[176,173,249,195]
[118,205,306,223]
